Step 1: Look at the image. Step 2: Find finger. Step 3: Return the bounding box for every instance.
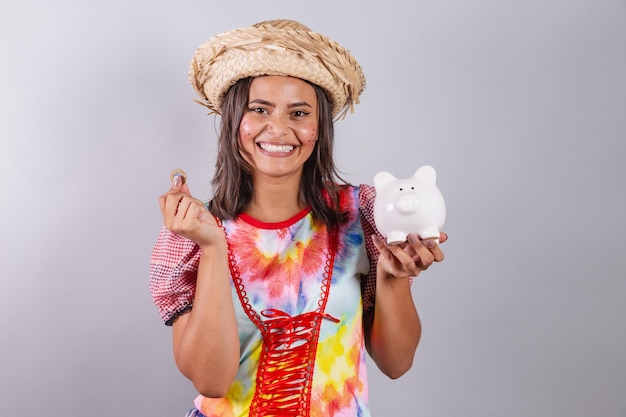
[373,235,429,277]
[159,185,190,216]
[158,193,167,215]
[165,198,201,236]
[179,196,212,222]
[375,248,404,277]
[403,243,418,259]
[423,238,445,262]
[160,193,179,221]
[386,241,425,276]
[171,179,191,196]
[162,193,193,229]
[171,200,199,234]
[371,235,393,261]
[174,196,193,220]
[439,232,448,244]
[407,234,435,268]
[371,234,387,252]
[371,235,401,271]
[182,199,208,223]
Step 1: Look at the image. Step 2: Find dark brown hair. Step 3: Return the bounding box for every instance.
[207,77,349,229]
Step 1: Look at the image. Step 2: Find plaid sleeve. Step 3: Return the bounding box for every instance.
[358,184,383,313]
[358,184,416,314]
[149,226,201,326]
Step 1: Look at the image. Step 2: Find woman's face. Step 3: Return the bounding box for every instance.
[238,75,319,182]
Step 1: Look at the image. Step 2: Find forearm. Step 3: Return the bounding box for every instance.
[173,244,240,397]
[367,270,421,379]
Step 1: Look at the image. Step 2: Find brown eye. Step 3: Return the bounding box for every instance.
[249,107,267,115]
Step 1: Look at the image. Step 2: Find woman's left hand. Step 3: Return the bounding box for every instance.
[366,231,447,378]
[372,232,447,279]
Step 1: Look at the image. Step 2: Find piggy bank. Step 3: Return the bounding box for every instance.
[373,165,446,244]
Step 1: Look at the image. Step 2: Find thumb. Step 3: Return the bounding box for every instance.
[179,182,191,195]
[171,179,191,195]
[171,170,191,195]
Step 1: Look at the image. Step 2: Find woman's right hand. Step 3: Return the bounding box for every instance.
[160,178,238,397]
[158,179,224,249]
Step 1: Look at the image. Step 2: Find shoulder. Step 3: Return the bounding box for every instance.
[357,183,376,223]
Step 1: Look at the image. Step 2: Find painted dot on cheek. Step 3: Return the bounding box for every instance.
[239,122,249,137]
[239,126,250,138]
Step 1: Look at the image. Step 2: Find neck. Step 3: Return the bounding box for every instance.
[246,175,304,223]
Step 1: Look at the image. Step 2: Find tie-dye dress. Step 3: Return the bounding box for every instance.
[150,184,382,417]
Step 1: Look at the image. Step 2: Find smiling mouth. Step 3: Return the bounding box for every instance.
[258,143,295,153]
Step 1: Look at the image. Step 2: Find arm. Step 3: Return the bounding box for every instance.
[364,233,446,379]
[160,181,240,397]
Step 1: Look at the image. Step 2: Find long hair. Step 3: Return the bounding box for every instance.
[208,77,349,229]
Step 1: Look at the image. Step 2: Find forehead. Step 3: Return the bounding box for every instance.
[249,75,318,105]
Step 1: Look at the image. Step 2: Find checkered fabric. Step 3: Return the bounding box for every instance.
[358,183,383,312]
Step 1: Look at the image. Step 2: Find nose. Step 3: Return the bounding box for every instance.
[396,194,420,213]
[266,114,288,137]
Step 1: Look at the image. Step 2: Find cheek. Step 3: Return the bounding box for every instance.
[302,127,318,145]
[239,121,253,140]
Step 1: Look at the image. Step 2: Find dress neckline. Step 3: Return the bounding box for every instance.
[238,206,312,229]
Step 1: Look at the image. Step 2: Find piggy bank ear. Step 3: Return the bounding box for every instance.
[414,165,437,184]
[374,171,396,190]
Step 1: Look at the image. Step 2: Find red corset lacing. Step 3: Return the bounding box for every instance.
[218,218,339,417]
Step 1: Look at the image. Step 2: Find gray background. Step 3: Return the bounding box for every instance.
[1,0,625,416]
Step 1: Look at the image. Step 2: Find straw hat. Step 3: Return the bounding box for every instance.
[188,19,366,119]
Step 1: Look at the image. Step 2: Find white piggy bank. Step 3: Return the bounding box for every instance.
[373,165,446,244]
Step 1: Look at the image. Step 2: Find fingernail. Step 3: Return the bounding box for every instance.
[170,169,187,187]
[408,234,419,244]
[426,239,436,248]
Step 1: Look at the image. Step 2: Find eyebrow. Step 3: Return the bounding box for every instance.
[248,98,313,109]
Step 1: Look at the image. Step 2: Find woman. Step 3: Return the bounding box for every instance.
[150,19,446,417]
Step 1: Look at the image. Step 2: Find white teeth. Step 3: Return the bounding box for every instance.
[259,143,295,153]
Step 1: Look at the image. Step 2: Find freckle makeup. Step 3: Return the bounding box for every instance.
[170,169,187,186]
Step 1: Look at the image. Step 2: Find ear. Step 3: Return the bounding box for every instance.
[414,165,437,184]
[374,171,396,189]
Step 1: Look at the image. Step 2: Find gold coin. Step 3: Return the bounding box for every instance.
[169,169,187,185]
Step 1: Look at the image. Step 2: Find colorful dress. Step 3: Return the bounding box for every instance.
[150,184,382,417]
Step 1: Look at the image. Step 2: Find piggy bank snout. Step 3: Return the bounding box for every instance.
[393,194,420,213]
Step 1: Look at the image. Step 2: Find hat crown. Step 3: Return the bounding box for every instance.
[253,19,312,31]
